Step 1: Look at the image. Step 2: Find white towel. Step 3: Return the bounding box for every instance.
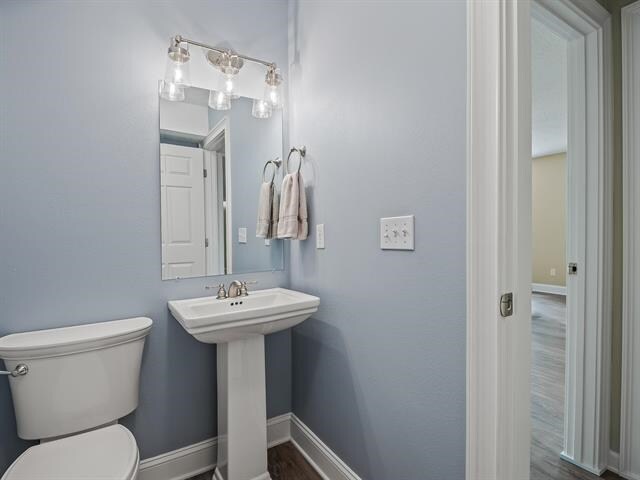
[256,181,273,238]
[277,172,308,240]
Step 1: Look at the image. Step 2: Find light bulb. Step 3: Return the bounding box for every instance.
[252,98,272,119]
[208,90,230,110]
[264,67,283,109]
[164,38,191,87]
[159,80,185,102]
[224,74,239,99]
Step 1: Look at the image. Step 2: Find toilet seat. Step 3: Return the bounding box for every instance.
[2,424,139,480]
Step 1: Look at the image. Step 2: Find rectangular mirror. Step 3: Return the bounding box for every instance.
[160,85,284,280]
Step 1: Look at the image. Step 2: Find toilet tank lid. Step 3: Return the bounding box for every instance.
[0,317,153,360]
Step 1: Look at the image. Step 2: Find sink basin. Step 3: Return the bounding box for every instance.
[168,287,319,343]
[168,287,319,480]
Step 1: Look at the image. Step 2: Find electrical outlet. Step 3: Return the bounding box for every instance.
[264,238,271,246]
[238,227,247,244]
[316,224,325,249]
[550,268,556,277]
[380,215,414,250]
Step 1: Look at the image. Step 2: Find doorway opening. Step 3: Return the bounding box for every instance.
[530,17,571,479]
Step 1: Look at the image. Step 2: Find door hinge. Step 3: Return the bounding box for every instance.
[568,262,578,275]
[203,169,208,178]
[500,292,513,317]
[205,238,209,248]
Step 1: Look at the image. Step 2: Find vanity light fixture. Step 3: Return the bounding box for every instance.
[207,51,243,99]
[208,90,231,110]
[252,99,273,119]
[264,67,283,109]
[163,35,282,117]
[164,37,191,84]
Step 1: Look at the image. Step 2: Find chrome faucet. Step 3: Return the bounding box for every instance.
[227,280,243,298]
[206,280,257,299]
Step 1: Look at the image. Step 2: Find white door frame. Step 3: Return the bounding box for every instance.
[467,0,612,478]
[621,2,640,478]
[466,1,532,477]
[203,117,233,274]
[533,0,613,474]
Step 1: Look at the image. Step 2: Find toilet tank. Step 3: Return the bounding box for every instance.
[0,317,152,440]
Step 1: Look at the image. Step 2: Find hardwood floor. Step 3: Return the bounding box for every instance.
[531,293,620,480]
[187,441,321,480]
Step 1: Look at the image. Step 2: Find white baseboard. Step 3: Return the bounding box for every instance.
[608,450,620,474]
[138,413,291,480]
[560,451,606,476]
[138,413,359,480]
[290,414,361,480]
[532,283,567,296]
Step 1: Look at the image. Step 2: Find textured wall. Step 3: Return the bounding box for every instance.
[287,1,467,478]
[532,153,567,286]
[0,0,290,471]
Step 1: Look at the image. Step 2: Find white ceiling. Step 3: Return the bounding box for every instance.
[532,19,568,158]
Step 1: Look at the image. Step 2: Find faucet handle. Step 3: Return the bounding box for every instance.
[240,280,257,296]
[206,283,227,299]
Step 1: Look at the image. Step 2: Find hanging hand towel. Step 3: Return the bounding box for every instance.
[297,172,308,240]
[269,188,280,239]
[277,172,308,240]
[256,181,273,238]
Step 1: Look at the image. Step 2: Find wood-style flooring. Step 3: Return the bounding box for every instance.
[187,441,321,480]
[531,292,620,480]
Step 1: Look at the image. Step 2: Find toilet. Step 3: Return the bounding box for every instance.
[0,316,153,480]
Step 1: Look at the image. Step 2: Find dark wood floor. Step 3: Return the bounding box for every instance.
[531,293,620,480]
[188,441,321,480]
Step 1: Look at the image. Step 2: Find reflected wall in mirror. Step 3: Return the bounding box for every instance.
[160,85,284,280]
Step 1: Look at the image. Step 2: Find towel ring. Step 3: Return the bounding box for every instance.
[262,158,282,183]
[287,146,306,174]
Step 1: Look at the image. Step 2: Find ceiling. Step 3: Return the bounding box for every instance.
[532,19,567,158]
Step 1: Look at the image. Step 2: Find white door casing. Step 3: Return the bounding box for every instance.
[161,143,206,280]
[467,0,612,478]
[532,0,612,474]
[466,1,532,478]
[621,2,640,479]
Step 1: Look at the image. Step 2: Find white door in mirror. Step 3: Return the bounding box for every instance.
[161,144,206,278]
[380,215,415,250]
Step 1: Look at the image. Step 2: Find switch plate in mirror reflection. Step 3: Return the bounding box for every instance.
[159,84,284,280]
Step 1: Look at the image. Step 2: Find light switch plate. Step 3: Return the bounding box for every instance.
[380,215,414,250]
[264,238,271,246]
[238,227,247,244]
[316,224,325,249]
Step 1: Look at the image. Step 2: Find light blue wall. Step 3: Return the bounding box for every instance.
[208,99,285,274]
[288,1,467,478]
[0,0,290,471]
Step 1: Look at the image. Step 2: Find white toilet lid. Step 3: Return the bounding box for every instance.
[2,424,139,480]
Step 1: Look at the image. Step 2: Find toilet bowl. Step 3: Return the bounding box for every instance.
[1,424,139,480]
[0,317,152,480]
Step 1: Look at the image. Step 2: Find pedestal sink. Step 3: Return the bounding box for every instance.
[168,288,319,480]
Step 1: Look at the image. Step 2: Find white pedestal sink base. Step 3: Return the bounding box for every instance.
[214,335,272,480]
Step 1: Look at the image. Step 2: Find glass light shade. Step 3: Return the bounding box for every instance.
[208,90,231,110]
[223,73,239,99]
[264,82,284,109]
[252,99,273,119]
[159,80,185,102]
[164,57,190,87]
